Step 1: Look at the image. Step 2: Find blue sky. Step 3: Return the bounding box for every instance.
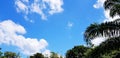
[0,0,106,57]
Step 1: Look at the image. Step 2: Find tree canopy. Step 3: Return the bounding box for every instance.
[30,53,44,58]
[104,0,120,17]
[66,45,90,58]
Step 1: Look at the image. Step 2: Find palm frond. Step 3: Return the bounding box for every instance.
[104,0,120,17]
[110,4,120,17]
[104,0,115,10]
[84,21,120,45]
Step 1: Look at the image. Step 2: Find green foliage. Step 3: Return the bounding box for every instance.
[66,0,120,58]
[102,50,120,58]
[50,52,59,58]
[84,1,120,55]
[66,45,90,58]
[29,52,62,58]
[30,53,44,58]
[83,18,120,58]
[60,56,63,58]
[0,48,3,58]
[0,48,21,58]
[85,36,120,58]
[4,51,17,58]
[84,48,93,58]
[104,0,120,17]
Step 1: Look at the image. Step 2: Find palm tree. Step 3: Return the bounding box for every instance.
[84,19,120,57]
[83,0,120,57]
[104,0,120,17]
[84,20,120,45]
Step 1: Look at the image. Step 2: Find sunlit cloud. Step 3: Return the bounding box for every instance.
[0,20,50,55]
[93,0,105,9]
[15,0,64,22]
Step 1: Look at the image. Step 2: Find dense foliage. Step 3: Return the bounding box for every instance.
[66,0,120,58]
[50,52,60,58]
[30,53,44,58]
[0,48,20,58]
[104,0,120,17]
[85,36,120,58]
[0,48,62,58]
[66,45,90,58]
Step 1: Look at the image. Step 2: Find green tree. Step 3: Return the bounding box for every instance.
[30,53,44,58]
[50,52,59,58]
[104,0,120,17]
[60,56,63,58]
[0,48,3,58]
[83,19,120,57]
[85,36,120,58]
[4,51,17,58]
[16,52,21,58]
[83,0,120,58]
[66,45,90,58]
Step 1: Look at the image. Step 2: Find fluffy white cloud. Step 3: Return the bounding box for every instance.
[31,2,46,19]
[93,0,105,9]
[43,0,63,15]
[0,20,50,55]
[15,0,64,21]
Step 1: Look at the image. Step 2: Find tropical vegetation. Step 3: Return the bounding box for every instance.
[66,0,120,58]
[2,0,120,58]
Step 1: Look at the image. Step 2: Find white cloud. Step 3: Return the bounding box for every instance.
[15,0,28,14]
[43,0,64,15]
[15,0,64,21]
[93,0,105,9]
[0,20,50,55]
[31,2,46,19]
[91,37,107,46]
[67,21,73,29]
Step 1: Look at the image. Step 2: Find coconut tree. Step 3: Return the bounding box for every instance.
[84,19,120,57]
[83,0,120,57]
[84,20,120,45]
[104,0,120,17]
